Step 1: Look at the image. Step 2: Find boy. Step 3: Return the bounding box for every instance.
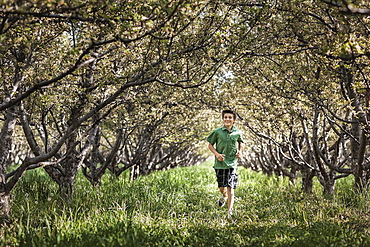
[206,109,243,216]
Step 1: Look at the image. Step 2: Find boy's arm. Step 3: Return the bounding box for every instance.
[236,142,243,159]
[208,143,225,161]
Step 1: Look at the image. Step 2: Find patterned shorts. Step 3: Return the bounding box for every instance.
[215,168,238,189]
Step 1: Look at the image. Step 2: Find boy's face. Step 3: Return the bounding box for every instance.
[223,113,235,129]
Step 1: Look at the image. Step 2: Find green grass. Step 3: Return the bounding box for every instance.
[2,160,370,246]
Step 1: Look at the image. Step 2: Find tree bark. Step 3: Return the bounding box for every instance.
[322,172,336,196]
[0,106,18,219]
[0,106,18,173]
[301,167,315,194]
[341,65,369,193]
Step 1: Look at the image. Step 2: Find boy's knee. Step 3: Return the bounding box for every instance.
[227,188,234,196]
[219,187,227,196]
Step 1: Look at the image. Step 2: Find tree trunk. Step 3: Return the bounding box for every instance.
[59,177,75,199]
[0,173,10,222]
[58,134,80,199]
[316,170,336,196]
[0,192,10,223]
[0,106,18,173]
[301,167,315,194]
[323,178,335,196]
[44,149,80,200]
[340,65,369,193]
[353,130,367,193]
[130,164,139,181]
[43,116,81,199]
[0,107,18,220]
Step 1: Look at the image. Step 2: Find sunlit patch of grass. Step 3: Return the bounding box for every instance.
[3,162,370,246]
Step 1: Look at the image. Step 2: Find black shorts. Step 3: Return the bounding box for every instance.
[215,168,238,189]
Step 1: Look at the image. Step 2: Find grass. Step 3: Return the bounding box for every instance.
[2,159,370,246]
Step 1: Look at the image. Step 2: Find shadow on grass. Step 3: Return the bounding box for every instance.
[17,216,370,247]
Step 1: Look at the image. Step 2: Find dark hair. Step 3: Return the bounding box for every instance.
[222,109,237,120]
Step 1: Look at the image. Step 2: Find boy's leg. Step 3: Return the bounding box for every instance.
[218,187,228,207]
[216,169,228,206]
[227,187,234,212]
[227,168,238,214]
[219,187,228,198]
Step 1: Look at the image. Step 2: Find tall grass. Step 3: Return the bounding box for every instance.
[2,160,370,246]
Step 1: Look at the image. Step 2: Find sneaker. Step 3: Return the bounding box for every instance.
[218,197,227,207]
[228,209,233,217]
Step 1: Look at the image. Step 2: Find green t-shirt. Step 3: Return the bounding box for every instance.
[206,126,244,169]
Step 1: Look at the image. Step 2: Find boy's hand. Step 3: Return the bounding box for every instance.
[216,154,225,161]
[236,151,242,159]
